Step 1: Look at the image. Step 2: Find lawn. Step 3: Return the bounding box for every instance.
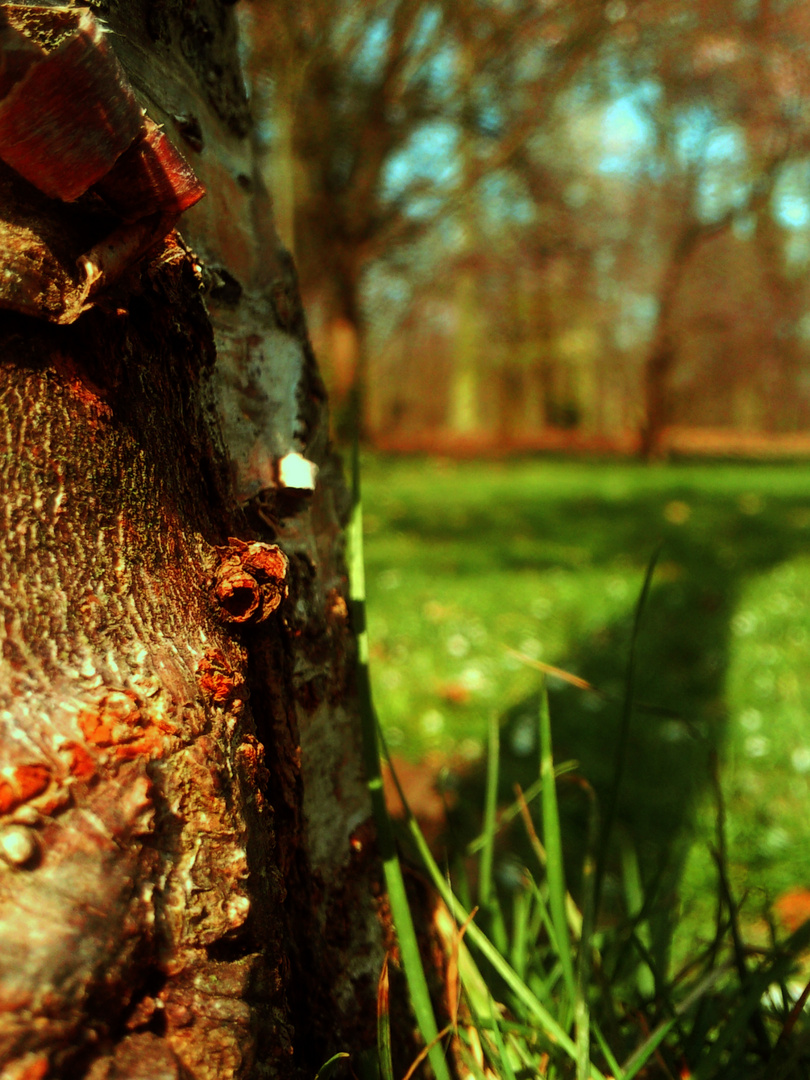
[361,454,810,962]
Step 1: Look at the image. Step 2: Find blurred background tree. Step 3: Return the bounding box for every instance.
[240,0,810,456]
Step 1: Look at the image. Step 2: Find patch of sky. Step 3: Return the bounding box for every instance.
[694,125,751,222]
[423,43,457,103]
[773,160,810,230]
[410,4,442,52]
[351,6,454,105]
[777,196,810,229]
[590,80,660,178]
[705,126,747,166]
[673,104,719,168]
[598,97,655,176]
[350,16,391,83]
[637,78,664,107]
[476,102,504,139]
[380,121,460,209]
[698,177,752,223]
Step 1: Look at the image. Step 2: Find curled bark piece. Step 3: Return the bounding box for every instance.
[210,539,289,625]
[0,6,143,201]
[212,567,262,624]
[0,166,175,324]
[94,118,205,221]
[0,6,204,324]
[0,16,41,98]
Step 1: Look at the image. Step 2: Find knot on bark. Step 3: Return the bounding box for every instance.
[210,537,288,625]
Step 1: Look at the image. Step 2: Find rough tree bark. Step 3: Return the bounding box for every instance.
[0,2,387,1077]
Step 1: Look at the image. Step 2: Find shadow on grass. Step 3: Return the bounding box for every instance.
[435,477,810,970]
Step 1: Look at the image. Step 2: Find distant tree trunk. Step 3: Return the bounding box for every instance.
[754,211,804,433]
[0,3,385,1078]
[448,264,481,437]
[638,221,700,460]
[328,279,371,443]
[639,157,786,460]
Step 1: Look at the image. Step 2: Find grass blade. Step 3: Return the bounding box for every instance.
[479,712,500,909]
[575,777,599,1080]
[511,886,530,980]
[466,762,579,856]
[383,743,608,1079]
[348,440,451,1080]
[592,1020,625,1080]
[691,915,810,1077]
[595,544,661,920]
[377,957,394,1080]
[313,1053,350,1080]
[538,678,577,1009]
[622,965,730,1080]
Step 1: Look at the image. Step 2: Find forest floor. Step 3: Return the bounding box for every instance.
[361,454,810,965]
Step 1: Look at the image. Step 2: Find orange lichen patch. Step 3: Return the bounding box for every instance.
[79,690,141,747]
[774,888,810,933]
[349,818,376,857]
[235,734,270,809]
[0,763,51,814]
[78,690,170,760]
[197,648,241,704]
[326,589,348,622]
[6,1054,49,1080]
[111,724,166,762]
[60,741,96,781]
[34,785,70,816]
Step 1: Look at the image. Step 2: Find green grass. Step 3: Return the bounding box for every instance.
[361,455,810,964]
[383,679,810,1079]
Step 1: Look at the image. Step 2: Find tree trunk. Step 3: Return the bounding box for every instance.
[0,3,386,1077]
[638,222,700,460]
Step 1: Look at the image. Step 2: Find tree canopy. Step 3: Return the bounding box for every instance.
[242,0,810,453]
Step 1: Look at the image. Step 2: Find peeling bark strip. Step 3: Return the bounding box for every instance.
[0,6,143,200]
[0,5,204,324]
[0,1,386,1078]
